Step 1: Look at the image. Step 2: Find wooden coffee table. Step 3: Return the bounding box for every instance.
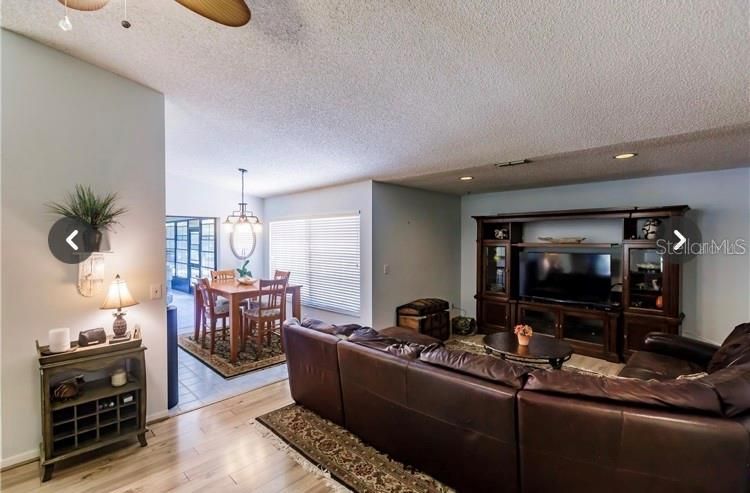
[483,332,573,369]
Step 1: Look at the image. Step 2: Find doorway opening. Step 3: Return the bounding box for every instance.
[165,215,288,415]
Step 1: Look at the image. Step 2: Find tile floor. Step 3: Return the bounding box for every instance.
[169,290,289,416]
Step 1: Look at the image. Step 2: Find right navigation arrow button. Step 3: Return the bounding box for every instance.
[674,230,686,250]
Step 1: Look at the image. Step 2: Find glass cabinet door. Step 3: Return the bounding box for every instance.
[560,312,605,345]
[518,305,558,337]
[483,244,508,295]
[626,247,666,312]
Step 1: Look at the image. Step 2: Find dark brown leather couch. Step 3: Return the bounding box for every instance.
[283,319,750,493]
[519,322,750,493]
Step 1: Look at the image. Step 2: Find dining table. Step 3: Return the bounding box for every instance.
[193,279,302,364]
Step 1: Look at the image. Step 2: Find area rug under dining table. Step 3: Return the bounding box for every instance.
[178,333,286,378]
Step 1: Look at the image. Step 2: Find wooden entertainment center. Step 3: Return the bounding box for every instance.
[474,205,688,362]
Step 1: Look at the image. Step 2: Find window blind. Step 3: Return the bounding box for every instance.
[269,215,361,317]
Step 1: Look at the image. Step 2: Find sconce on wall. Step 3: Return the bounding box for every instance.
[77,253,107,297]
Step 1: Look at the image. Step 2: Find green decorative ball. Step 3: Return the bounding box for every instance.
[452,316,477,336]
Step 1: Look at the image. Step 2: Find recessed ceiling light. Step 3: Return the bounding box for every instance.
[614,153,637,159]
[459,176,474,181]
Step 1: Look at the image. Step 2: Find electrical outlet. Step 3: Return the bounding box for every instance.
[383,264,390,275]
[150,284,163,300]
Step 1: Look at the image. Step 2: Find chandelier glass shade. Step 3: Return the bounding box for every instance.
[225,168,260,259]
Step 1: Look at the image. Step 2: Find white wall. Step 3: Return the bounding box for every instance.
[1,31,167,466]
[165,172,265,279]
[264,181,373,326]
[372,183,461,328]
[460,168,750,344]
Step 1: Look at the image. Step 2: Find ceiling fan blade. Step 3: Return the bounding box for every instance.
[174,0,251,27]
[56,0,110,11]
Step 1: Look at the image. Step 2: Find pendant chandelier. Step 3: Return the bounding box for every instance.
[224,168,260,259]
[224,168,261,230]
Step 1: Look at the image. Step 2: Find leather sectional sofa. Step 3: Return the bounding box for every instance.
[283,319,750,493]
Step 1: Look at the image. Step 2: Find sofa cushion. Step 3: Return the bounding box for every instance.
[708,333,750,373]
[296,318,374,339]
[332,323,366,337]
[702,364,750,417]
[299,318,337,334]
[379,326,441,346]
[620,350,704,380]
[348,328,426,360]
[419,344,530,389]
[721,322,750,346]
[525,369,722,415]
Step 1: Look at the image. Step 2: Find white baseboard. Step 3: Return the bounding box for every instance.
[2,411,171,471]
[147,409,170,423]
[1,449,39,470]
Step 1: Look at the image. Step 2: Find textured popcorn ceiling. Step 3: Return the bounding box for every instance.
[2,1,748,197]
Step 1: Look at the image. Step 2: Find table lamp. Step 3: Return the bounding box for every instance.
[100,274,139,340]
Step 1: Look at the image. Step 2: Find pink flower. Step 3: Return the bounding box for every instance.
[514,324,533,337]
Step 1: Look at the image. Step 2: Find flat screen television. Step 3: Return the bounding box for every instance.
[519,251,612,306]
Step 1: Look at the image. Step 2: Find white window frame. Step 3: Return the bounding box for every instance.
[269,213,361,317]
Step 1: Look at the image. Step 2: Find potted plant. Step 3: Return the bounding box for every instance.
[47,185,127,252]
[514,324,533,346]
[236,260,254,284]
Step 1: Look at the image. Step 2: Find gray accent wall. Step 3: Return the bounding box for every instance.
[372,183,461,329]
[1,31,167,465]
[460,168,750,344]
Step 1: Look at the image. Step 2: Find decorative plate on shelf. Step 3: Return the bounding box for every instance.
[537,237,586,244]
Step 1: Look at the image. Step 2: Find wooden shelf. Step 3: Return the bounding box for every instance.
[515,242,619,249]
[51,380,140,411]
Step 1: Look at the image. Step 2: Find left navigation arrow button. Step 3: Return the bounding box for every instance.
[66,230,79,251]
[48,218,92,264]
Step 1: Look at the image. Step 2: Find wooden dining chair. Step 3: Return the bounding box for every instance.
[273,270,291,320]
[195,278,229,354]
[240,279,286,352]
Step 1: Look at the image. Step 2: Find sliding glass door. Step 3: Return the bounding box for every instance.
[166,217,217,293]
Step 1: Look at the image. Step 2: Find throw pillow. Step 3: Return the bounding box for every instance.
[707,333,750,373]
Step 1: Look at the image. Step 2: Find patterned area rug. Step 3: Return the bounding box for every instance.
[178,333,286,379]
[255,404,453,493]
[447,334,625,377]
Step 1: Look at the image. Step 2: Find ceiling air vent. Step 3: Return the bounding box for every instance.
[494,159,530,168]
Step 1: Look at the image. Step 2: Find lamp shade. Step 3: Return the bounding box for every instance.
[100,275,138,310]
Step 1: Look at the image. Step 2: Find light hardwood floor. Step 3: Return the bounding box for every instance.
[1,380,333,493]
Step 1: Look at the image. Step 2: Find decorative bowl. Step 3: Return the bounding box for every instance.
[237,277,256,285]
[538,236,586,244]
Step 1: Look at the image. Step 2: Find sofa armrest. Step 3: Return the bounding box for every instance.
[642,332,719,369]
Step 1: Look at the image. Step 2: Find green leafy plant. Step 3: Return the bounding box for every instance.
[236,260,252,278]
[47,185,128,230]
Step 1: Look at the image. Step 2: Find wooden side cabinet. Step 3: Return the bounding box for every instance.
[478,298,515,333]
[37,338,148,481]
[623,313,683,359]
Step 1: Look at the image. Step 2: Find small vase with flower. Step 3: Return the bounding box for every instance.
[514,324,533,346]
